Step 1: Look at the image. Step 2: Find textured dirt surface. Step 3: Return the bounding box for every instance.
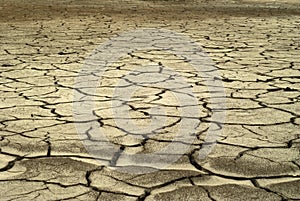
[0,0,300,200]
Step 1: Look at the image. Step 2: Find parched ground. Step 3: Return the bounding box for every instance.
[0,0,300,200]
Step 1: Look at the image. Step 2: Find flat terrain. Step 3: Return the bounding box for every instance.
[0,0,299,200]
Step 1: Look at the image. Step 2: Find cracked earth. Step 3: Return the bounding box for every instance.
[0,0,300,200]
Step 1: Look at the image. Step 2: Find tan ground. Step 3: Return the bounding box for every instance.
[0,0,299,200]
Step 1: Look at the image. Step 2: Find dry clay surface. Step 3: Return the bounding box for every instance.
[0,0,300,200]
